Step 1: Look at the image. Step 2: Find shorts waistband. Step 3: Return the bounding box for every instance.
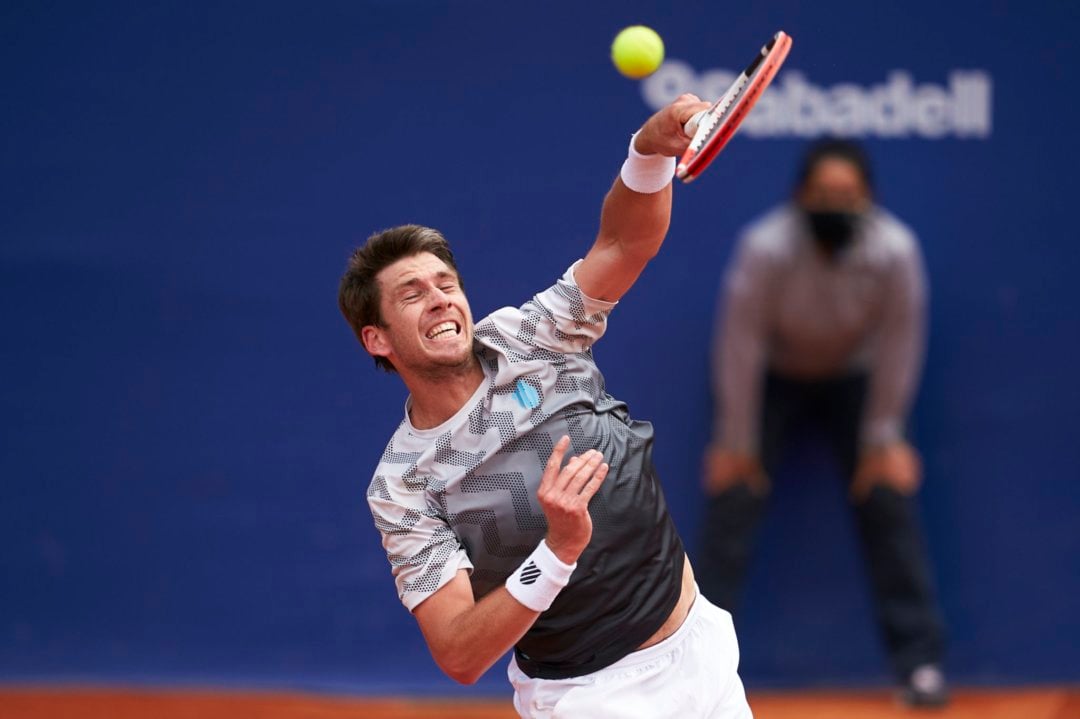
[602,583,703,670]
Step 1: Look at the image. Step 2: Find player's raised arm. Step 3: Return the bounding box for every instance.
[574,94,710,303]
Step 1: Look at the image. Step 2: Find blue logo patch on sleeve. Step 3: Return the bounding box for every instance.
[513,379,541,409]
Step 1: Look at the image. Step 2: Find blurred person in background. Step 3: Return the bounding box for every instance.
[697,139,949,708]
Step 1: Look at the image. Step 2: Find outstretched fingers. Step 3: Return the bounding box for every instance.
[542,435,572,484]
[563,453,608,500]
[538,439,610,564]
[539,438,610,503]
[576,460,609,502]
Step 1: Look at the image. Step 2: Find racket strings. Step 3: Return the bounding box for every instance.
[676,30,792,182]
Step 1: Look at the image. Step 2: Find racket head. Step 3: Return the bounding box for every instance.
[676,31,793,183]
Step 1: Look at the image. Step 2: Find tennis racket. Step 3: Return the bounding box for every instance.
[676,31,793,183]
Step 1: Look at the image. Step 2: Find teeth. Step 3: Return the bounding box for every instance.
[426,321,458,339]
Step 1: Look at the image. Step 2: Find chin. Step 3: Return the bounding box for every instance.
[422,342,468,366]
[443,348,475,369]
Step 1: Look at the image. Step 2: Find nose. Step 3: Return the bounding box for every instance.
[428,286,452,310]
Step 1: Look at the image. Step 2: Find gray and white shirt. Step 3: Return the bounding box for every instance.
[368,262,685,679]
[713,203,928,452]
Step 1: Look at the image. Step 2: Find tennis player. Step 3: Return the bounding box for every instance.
[339,94,753,718]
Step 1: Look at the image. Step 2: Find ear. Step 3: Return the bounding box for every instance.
[360,325,392,361]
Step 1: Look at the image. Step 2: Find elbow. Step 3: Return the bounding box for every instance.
[440,660,485,686]
[597,229,664,265]
[432,649,488,685]
[630,243,662,264]
[608,235,662,269]
[447,669,483,686]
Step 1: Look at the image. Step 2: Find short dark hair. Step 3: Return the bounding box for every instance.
[795,138,874,193]
[338,224,462,372]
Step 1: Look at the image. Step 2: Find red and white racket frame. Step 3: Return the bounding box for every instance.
[676,31,793,183]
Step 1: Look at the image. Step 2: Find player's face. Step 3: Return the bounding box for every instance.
[366,252,475,375]
[798,157,871,213]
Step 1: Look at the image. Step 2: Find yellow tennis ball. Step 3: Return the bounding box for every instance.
[611,25,665,79]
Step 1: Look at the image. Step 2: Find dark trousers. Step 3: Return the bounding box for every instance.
[698,372,946,679]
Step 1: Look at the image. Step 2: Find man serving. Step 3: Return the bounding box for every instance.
[338,94,753,718]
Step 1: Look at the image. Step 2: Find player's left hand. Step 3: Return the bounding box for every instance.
[633,93,712,157]
[538,436,610,565]
[851,441,922,502]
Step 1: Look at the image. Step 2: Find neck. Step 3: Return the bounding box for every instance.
[402,356,485,430]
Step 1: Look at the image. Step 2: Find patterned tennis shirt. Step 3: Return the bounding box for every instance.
[367,261,685,679]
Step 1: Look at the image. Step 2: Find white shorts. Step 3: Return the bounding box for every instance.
[507,590,752,719]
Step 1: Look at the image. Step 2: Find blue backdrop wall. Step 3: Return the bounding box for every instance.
[3,0,1078,697]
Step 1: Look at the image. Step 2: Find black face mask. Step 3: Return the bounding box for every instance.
[805,210,860,256]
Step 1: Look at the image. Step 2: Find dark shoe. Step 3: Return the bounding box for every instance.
[901,664,950,708]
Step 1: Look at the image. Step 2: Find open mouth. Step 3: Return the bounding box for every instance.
[425,321,461,341]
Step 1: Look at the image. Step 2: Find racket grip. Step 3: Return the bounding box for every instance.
[684,110,707,137]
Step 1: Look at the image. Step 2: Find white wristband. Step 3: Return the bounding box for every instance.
[619,131,676,194]
[505,540,577,612]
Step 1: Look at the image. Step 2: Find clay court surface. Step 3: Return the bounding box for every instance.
[1,687,1076,718]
